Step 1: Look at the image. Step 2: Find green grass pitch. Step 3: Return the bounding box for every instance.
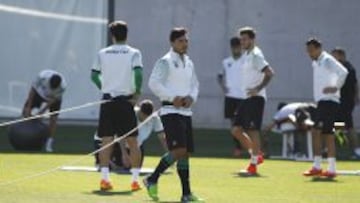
[0,126,359,202]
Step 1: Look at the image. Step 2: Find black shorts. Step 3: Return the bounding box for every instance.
[97,95,137,138]
[233,96,265,130]
[30,90,62,114]
[224,97,244,119]
[161,114,194,152]
[338,102,354,129]
[313,101,340,134]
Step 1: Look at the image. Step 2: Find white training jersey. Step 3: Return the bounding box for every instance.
[220,56,246,99]
[148,49,199,116]
[273,103,313,121]
[94,108,164,147]
[92,44,143,97]
[240,46,269,99]
[32,69,66,101]
[312,51,348,103]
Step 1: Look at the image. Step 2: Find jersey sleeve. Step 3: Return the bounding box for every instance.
[132,51,143,68]
[92,53,102,73]
[189,63,200,102]
[325,58,348,88]
[148,59,176,101]
[32,72,44,90]
[253,52,269,72]
[218,60,226,76]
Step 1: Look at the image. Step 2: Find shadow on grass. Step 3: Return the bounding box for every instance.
[309,177,340,183]
[232,172,268,178]
[87,190,133,196]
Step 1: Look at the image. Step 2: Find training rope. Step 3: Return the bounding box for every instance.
[0,109,159,187]
[0,100,110,127]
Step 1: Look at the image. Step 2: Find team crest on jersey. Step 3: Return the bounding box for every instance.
[173,61,179,68]
[227,62,232,68]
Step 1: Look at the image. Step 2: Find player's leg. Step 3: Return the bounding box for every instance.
[232,126,253,152]
[126,136,142,190]
[225,97,243,156]
[119,100,142,190]
[231,100,253,154]
[322,102,339,178]
[144,114,185,201]
[178,116,203,202]
[343,106,360,157]
[45,99,61,152]
[97,101,115,190]
[243,96,265,174]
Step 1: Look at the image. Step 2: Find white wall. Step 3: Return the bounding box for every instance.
[115,0,360,129]
[0,0,107,119]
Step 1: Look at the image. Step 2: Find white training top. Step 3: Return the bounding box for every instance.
[92,44,143,97]
[240,46,269,99]
[148,49,199,116]
[273,102,313,121]
[220,56,246,99]
[94,108,164,147]
[32,69,66,101]
[312,51,348,103]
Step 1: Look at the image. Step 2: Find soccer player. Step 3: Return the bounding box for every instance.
[217,37,246,157]
[331,48,360,158]
[144,27,203,202]
[263,102,316,156]
[264,102,316,132]
[91,21,143,191]
[231,27,274,175]
[303,38,348,178]
[22,69,66,152]
[93,100,167,169]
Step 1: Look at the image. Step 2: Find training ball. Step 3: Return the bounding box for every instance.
[8,120,49,151]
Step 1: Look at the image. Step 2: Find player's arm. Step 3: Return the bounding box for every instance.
[323,59,348,94]
[217,63,228,93]
[348,66,359,104]
[91,53,102,90]
[183,66,199,108]
[148,59,176,102]
[91,70,102,90]
[22,87,36,117]
[247,54,274,96]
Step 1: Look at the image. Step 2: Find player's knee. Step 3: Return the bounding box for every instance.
[231,126,243,139]
[171,148,187,159]
[126,137,138,148]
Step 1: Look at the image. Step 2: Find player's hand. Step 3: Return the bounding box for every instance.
[173,96,184,108]
[323,87,338,94]
[247,87,260,97]
[182,96,194,108]
[129,93,140,106]
[22,107,32,118]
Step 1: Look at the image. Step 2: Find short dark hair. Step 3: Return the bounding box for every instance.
[109,21,128,42]
[49,74,62,89]
[277,102,288,111]
[306,38,322,48]
[170,27,187,42]
[140,100,154,116]
[295,108,310,125]
[239,26,256,39]
[331,47,346,57]
[230,37,241,47]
